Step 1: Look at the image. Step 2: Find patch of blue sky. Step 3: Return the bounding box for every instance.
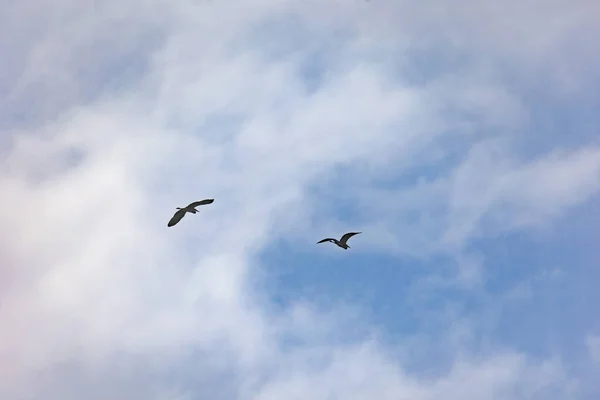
[261,213,478,337]
[479,201,600,345]
[260,240,491,378]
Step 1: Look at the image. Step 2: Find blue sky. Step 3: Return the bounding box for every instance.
[1,0,600,399]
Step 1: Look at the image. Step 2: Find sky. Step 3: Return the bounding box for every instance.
[1,0,600,399]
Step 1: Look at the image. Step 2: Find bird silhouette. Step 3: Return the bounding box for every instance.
[317,232,361,250]
[168,199,214,227]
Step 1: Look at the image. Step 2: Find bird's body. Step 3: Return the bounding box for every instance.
[168,199,214,227]
[317,232,361,249]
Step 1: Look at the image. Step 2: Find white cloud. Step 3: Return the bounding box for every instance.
[443,140,600,246]
[1,0,598,399]
[586,335,600,365]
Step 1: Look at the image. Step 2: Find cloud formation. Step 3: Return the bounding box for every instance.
[1,0,599,399]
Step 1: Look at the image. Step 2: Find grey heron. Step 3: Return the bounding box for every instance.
[168,199,214,227]
[317,232,361,250]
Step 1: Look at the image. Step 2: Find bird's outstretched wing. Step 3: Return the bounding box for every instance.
[168,208,187,227]
[317,238,336,244]
[187,199,214,208]
[340,232,361,245]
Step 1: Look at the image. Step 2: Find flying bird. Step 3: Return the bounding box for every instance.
[317,232,361,250]
[167,199,214,227]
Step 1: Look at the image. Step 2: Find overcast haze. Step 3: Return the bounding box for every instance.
[1,0,600,399]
